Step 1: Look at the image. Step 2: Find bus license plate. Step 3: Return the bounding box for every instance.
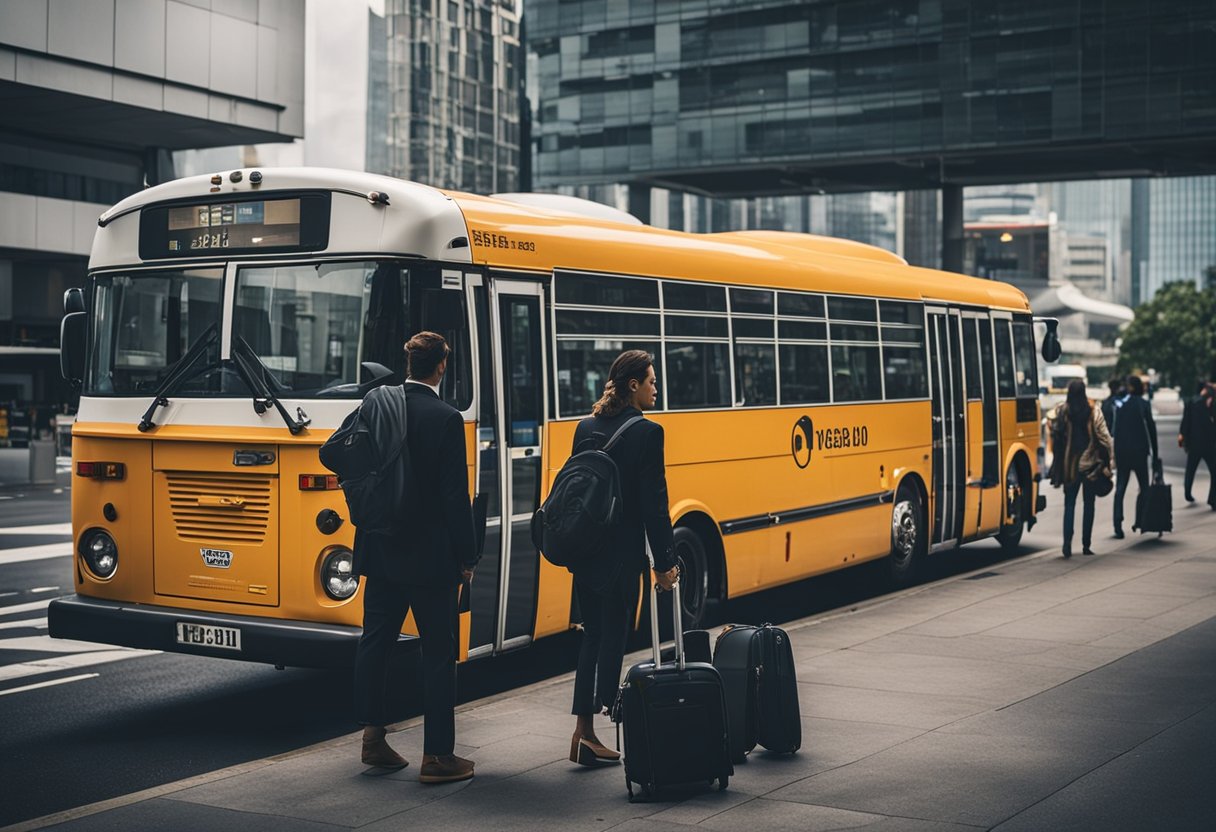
[176,622,242,651]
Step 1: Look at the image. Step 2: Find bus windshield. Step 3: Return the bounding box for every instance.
[232,261,398,396]
[86,268,224,395]
[85,259,472,402]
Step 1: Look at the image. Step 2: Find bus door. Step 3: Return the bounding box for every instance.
[960,312,986,538]
[926,307,967,548]
[467,277,545,656]
[976,314,1004,532]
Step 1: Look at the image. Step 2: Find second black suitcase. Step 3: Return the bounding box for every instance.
[1134,469,1172,536]
[753,624,801,753]
[616,580,733,801]
[714,623,802,759]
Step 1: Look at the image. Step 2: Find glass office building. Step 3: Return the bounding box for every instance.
[528,0,1216,216]
[387,0,522,193]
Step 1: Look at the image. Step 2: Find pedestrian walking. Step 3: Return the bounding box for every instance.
[1049,380,1114,557]
[1179,380,1216,509]
[352,331,479,783]
[1110,374,1159,538]
[567,350,679,767]
[1100,378,1123,431]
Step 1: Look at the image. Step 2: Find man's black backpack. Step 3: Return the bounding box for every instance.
[318,385,410,535]
[532,416,642,589]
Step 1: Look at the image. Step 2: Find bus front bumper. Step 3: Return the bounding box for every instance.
[47,595,407,669]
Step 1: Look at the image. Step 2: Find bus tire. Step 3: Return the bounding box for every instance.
[889,482,925,586]
[997,460,1026,554]
[673,525,710,628]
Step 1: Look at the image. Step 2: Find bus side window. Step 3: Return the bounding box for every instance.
[415,273,473,412]
[993,319,1016,398]
[961,317,981,399]
[554,271,662,417]
[880,300,926,400]
[728,286,775,407]
[1011,319,1038,398]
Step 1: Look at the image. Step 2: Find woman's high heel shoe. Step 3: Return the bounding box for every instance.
[570,735,621,766]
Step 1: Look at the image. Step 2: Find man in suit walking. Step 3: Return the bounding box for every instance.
[353,331,479,783]
[1110,374,1159,538]
[1179,380,1216,508]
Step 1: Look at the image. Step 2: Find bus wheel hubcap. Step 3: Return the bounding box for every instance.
[892,500,917,561]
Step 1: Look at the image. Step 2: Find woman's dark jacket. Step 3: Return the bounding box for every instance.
[572,407,677,583]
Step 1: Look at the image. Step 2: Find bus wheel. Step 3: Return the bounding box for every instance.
[674,526,709,628]
[889,483,924,586]
[997,462,1025,554]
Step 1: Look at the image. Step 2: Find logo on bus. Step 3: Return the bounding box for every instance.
[201,548,233,569]
[792,415,814,469]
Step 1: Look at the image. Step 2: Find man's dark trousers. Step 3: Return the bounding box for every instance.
[354,576,458,755]
[1113,456,1149,532]
[1184,447,1216,505]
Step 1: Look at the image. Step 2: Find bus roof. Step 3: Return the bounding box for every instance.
[447,190,1031,312]
[89,167,1030,312]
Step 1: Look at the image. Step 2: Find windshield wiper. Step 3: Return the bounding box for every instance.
[137,323,219,432]
[229,336,311,435]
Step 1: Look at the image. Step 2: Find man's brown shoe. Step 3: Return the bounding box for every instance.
[419,753,475,783]
[361,727,407,770]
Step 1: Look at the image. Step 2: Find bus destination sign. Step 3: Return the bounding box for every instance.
[139,193,330,260]
[166,198,302,253]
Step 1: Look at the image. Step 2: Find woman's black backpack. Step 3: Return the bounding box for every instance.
[531,416,642,590]
[318,385,410,535]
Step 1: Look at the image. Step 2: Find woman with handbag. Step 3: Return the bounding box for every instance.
[1049,379,1115,557]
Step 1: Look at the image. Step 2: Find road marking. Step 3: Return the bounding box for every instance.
[0,648,157,683]
[0,544,71,565]
[0,673,98,697]
[0,635,125,653]
[0,591,16,598]
[0,617,47,630]
[29,587,60,594]
[0,523,72,536]
[0,599,53,617]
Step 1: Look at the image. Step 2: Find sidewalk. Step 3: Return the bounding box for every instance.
[10,474,1216,832]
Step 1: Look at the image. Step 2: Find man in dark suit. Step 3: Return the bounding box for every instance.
[353,331,478,783]
[1179,380,1216,507]
[1111,374,1159,538]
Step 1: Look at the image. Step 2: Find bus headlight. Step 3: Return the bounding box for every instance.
[81,529,118,579]
[321,548,358,600]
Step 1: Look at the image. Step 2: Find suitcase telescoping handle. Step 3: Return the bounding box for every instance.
[648,576,685,671]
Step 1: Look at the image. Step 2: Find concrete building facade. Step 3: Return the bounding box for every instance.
[0,0,305,437]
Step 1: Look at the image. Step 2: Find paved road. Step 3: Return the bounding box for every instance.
[1,460,1206,827]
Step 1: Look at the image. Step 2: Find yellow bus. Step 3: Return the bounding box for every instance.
[50,167,1051,667]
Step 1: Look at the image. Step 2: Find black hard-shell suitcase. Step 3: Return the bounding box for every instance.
[1134,469,1172,536]
[714,623,802,761]
[753,624,801,753]
[615,580,732,801]
[713,624,758,763]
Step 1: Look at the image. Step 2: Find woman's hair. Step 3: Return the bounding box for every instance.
[1066,378,1089,421]
[592,350,654,417]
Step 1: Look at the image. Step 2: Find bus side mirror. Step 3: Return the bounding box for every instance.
[60,312,86,384]
[64,287,85,315]
[1037,317,1062,363]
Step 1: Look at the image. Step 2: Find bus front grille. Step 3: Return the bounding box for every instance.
[166,474,273,544]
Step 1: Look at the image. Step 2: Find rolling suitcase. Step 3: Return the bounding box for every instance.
[615,579,733,801]
[714,623,802,761]
[1133,462,1172,536]
[753,624,801,753]
[712,624,759,763]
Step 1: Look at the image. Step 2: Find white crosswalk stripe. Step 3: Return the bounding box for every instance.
[0,543,72,565]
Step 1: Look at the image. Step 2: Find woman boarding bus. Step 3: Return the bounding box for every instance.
[51,167,1054,668]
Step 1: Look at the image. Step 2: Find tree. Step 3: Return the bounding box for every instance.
[1118,281,1216,387]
